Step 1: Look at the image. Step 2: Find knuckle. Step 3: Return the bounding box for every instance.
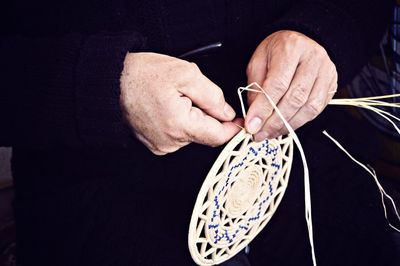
[188,107,204,123]
[158,145,180,155]
[281,32,304,51]
[187,62,200,74]
[286,31,302,44]
[331,64,338,77]
[246,63,253,77]
[313,46,328,60]
[332,81,338,91]
[280,40,294,54]
[148,142,170,156]
[178,62,200,79]
[330,61,337,72]
[269,78,289,94]
[289,85,308,108]
[151,149,167,156]
[306,100,324,117]
[211,142,223,148]
[153,132,185,155]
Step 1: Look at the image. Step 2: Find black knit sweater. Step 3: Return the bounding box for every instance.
[0,0,393,148]
[1,1,397,266]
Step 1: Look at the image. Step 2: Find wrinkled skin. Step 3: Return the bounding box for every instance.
[120,30,338,155]
[120,52,241,155]
[246,30,337,141]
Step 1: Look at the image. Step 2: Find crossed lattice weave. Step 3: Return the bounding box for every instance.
[189,83,400,266]
[188,130,293,265]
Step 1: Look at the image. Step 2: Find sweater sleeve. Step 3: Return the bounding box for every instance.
[257,0,393,88]
[0,31,146,148]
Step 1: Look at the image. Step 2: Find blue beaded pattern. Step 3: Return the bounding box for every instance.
[207,139,281,244]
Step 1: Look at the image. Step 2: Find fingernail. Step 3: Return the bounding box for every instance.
[224,104,235,119]
[248,117,262,134]
[254,131,268,142]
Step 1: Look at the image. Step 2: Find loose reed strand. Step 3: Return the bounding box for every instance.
[323,131,400,233]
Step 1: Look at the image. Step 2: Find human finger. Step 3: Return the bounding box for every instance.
[254,58,317,141]
[178,64,236,122]
[281,69,335,134]
[185,107,241,147]
[246,49,269,106]
[245,49,300,134]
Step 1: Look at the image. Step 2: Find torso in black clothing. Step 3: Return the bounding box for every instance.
[5,0,398,265]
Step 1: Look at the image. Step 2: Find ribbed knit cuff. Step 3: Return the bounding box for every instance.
[75,32,146,147]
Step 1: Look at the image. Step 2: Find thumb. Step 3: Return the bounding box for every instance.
[185,107,241,147]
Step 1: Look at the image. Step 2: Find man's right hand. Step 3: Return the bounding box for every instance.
[120,52,241,155]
